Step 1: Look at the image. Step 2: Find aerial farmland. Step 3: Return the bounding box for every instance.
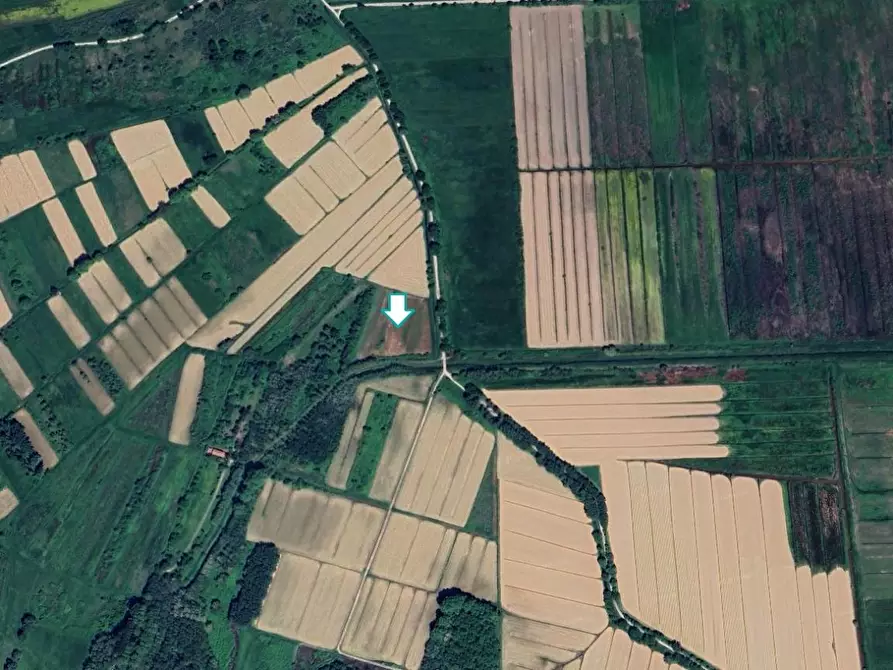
[0,0,890,668]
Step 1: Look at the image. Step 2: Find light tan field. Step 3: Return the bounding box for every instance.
[127,309,168,359]
[120,237,162,287]
[600,466,861,670]
[218,100,254,147]
[239,87,277,127]
[75,183,117,246]
[502,615,597,669]
[486,385,727,464]
[264,68,368,167]
[0,488,18,522]
[341,576,437,669]
[42,198,86,264]
[14,408,58,469]
[70,358,115,416]
[189,154,421,352]
[111,120,192,209]
[509,6,591,170]
[48,295,91,349]
[256,553,362,648]
[68,139,97,181]
[266,172,327,234]
[0,288,12,327]
[367,227,429,298]
[98,334,142,388]
[247,481,386,571]
[132,218,187,277]
[326,390,376,489]
[368,399,425,501]
[333,100,384,153]
[0,341,32,398]
[350,125,400,177]
[0,154,39,216]
[300,142,366,199]
[327,376,435,490]
[391,395,495,525]
[296,162,340,212]
[204,108,237,152]
[264,73,305,110]
[19,151,55,202]
[293,45,363,97]
[169,353,205,445]
[519,170,607,348]
[498,435,605,634]
[190,186,230,228]
[78,270,119,324]
[335,190,417,270]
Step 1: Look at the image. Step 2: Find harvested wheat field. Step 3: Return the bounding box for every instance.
[14,409,58,469]
[217,100,255,148]
[519,170,609,348]
[132,218,187,278]
[48,294,91,349]
[366,227,429,298]
[341,576,438,669]
[204,108,238,152]
[328,376,435,489]
[256,553,362,648]
[501,615,597,670]
[190,186,230,228]
[0,488,18,522]
[600,465,860,670]
[0,288,12,328]
[190,154,419,353]
[239,87,277,127]
[510,6,591,171]
[486,385,727,464]
[69,359,115,416]
[331,98,399,177]
[77,260,131,324]
[293,45,363,97]
[264,68,368,168]
[0,153,54,221]
[247,481,386,571]
[111,120,192,209]
[391,395,495,526]
[266,171,327,234]
[498,435,605,634]
[42,198,86,264]
[0,341,32,399]
[76,183,117,246]
[169,353,205,445]
[367,399,425,501]
[68,140,97,181]
[298,142,366,199]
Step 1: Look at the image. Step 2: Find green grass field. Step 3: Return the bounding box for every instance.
[346,5,525,350]
[346,391,398,495]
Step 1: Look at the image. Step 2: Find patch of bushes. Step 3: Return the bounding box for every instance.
[228,542,279,625]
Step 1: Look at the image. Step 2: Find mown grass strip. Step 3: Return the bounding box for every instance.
[622,170,647,342]
[346,391,398,495]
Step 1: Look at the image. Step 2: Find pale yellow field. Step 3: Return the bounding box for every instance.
[120,237,161,287]
[48,294,91,349]
[0,154,39,217]
[485,385,727,464]
[392,395,495,525]
[293,45,363,97]
[189,155,421,352]
[265,171,327,234]
[0,288,12,327]
[91,261,132,311]
[42,198,86,264]
[0,488,18,522]
[14,408,58,469]
[296,162,340,212]
[77,262,128,324]
[333,100,383,153]
[264,73,305,110]
[239,87,277,127]
[19,151,55,202]
[218,100,254,148]
[600,466,861,670]
[0,340,32,398]
[204,108,237,152]
[326,390,376,489]
[509,6,591,170]
[75,183,117,245]
[497,435,605,634]
[111,120,192,209]
[366,227,429,298]
[132,218,187,278]
[369,399,425,502]
[190,186,230,228]
[169,353,205,445]
[335,190,418,271]
[68,139,96,181]
[98,335,141,389]
[299,141,366,199]
[69,359,115,416]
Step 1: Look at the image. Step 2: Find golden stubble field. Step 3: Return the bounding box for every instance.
[168,353,205,446]
[0,150,55,223]
[601,463,860,670]
[246,480,496,668]
[111,120,192,209]
[0,487,18,522]
[486,385,728,464]
[191,97,429,353]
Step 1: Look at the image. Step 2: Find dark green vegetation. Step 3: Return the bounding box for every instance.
[346,391,397,494]
[418,590,501,670]
[584,1,893,343]
[0,0,345,151]
[312,75,376,136]
[228,542,279,625]
[234,628,296,670]
[838,363,893,669]
[346,6,525,350]
[463,452,495,539]
[786,481,846,571]
[0,416,42,474]
[121,355,183,440]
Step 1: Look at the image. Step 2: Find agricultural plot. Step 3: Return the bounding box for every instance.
[0,486,17,522]
[509,6,591,171]
[168,353,206,446]
[0,150,56,222]
[601,464,859,670]
[13,408,58,470]
[67,140,96,181]
[347,6,525,349]
[69,358,115,416]
[356,289,431,358]
[205,45,363,151]
[189,110,424,353]
[110,120,192,210]
[247,480,495,665]
[497,435,607,666]
[487,385,725,464]
[838,363,893,667]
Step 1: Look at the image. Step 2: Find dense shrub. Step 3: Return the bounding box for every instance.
[228,542,279,625]
[419,590,500,670]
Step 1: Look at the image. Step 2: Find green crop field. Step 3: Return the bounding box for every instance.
[838,362,893,668]
[345,391,398,495]
[345,5,525,350]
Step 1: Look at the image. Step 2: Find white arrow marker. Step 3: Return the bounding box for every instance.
[382,292,415,328]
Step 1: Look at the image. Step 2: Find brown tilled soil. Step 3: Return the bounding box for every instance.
[356,292,431,358]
